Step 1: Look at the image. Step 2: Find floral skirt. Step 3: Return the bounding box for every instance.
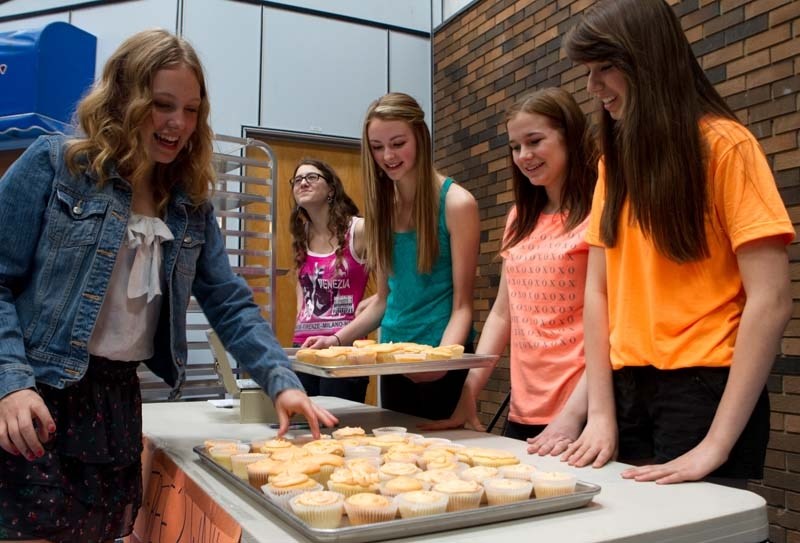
[0,358,143,542]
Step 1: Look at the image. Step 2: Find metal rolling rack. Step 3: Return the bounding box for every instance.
[140,134,277,402]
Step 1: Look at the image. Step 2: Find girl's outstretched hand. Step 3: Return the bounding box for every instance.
[561,415,617,468]
[620,439,728,484]
[274,389,338,439]
[301,335,339,349]
[527,411,583,457]
[0,388,55,460]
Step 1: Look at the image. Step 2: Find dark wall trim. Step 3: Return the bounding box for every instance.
[772,355,800,376]
[243,126,360,149]
[0,0,431,38]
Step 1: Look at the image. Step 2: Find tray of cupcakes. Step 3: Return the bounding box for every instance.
[287,341,498,378]
[196,426,600,543]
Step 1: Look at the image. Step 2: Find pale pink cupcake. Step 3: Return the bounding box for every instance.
[396,490,449,518]
[289,491,344,529]
[343,493,398,525]
[482,478,533,506]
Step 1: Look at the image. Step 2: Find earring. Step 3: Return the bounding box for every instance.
[327,194,333,203]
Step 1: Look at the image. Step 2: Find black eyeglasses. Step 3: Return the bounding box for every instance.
[289,172,327,186]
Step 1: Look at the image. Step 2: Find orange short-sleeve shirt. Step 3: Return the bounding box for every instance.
[586,117,794,370]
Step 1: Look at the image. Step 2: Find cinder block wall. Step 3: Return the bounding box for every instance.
[432,1,799,540]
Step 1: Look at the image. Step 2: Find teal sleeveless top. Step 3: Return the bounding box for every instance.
[381,178,474,346]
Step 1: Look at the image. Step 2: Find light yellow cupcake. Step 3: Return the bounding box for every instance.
[343,493,398,525]
[259,438,295,456]
[246,458,285,488]
[230,453,269,480]
[282,458,323,483]
[270,447,310,463]
[499,463,537,481]
[531,471,577,498]
[379,462,422,481]
[263,473,322,510]
[310,453,345,486]
[331,426,366,440]
[433,479,483,511]
[482,477,533,506]
[396,490,449,518]
[415,468,461,486]
[370,434,408,453]
[203,438,240,451]
[289,490,344,529]
[379,476,429,498]
[326,465,381,497]
[302,439,344,456]
[209,443,249,470]
[466,447,520,468]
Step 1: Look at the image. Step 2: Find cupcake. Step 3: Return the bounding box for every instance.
[383,450,420,464]
[466,447,520,468]
[230,453,269,480]
[345,456,383,469]
[259,438,295,456]
[347,349,378,365]
[415,468,461,486]
[379,476,429,498]
[209,443,250,470]
[372,426,407,437]
[412,436,452,448]
[263,473,322,510]
[326,465,381,497]
[302,439,344,457]
[433,479,484,511]
[343,493,398,525]
[289,490,344,529]
[370,434,408,453]
[246,458,286,488]
[482,478,533,506]
[379,462,422,481]
[331,426,366,440]
[249,437,277,452]
[460,465,499,484]
[531,471,577,498]
[282,458,323,483]
[418,449,455,470]
[270,447,310,463]
[344,444,382,461]
[499,463,537,481]
[204,438,240,451]
[396,490,449,519]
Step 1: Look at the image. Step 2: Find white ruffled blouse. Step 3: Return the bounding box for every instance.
[89,214,174,361]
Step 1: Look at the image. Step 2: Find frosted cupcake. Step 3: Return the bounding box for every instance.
[246,458,285,488]
[259,438,295,456]
[370,434,409,452]
[379,461,422,481]
[302,439,344,457]
[499,463,537,481]
[372,426,407,437]
[230,453,269,480]
[345,456,383,469]
[411,436,452,448]
[433,479,484,511]
[459,466,499,504]
[263,473,322,510]
[343,493,398,525]
[396,490,449,519]
[383,450,420,465]
[531,471,577,498]
[209,443,250,471]
[282,458,323,484]
[308,453,345,486]
[482,478,533,506]
[415,468,461,486]
[344,445,382,462]
[331,426,366,440]
[289,490,344,529]
[466,447,520,468]
[326,465,381,497]
[204,438,241,451]
[418,449,455,470]
[270,447,311,463]
[379,476,429,498]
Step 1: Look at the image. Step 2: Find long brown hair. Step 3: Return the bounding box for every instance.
[502,88,598,253]
[361,92,439,274]
[289,158,360,270]
[65,29,214,212]
[564,0,737,262]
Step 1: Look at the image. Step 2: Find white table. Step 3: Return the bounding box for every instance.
[141,398,767,543]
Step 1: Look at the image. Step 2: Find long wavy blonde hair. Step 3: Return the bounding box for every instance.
[65,29,214,211]
[361,92,439,274]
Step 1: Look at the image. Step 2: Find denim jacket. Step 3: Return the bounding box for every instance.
[0,136,302,401]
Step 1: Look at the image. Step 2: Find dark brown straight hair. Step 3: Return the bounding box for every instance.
[502,87,598,253]
[564,0,737,262]
[289,158,360,270]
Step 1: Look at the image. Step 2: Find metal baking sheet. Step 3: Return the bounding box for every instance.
[289,353,499,378]
[194,445,600,543]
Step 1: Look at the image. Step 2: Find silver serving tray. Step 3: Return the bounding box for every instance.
[194,445,600,543]
[289,353,499,378]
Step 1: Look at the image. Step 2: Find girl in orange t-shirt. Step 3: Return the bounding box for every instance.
[561,0,793,485]
[422,88,598,454]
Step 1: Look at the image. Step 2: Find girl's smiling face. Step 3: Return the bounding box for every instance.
[584,60,628,121]
[507,111,568,198]
[367,119,417,183]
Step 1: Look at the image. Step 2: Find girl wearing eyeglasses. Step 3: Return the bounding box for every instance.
[303,93,480,421]
[289,159,370,402]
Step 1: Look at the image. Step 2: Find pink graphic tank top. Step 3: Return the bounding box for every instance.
[292,217,369,344]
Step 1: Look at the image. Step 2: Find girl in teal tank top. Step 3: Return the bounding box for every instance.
[302,93,480,420]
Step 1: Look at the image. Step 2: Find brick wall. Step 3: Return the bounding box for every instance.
[432,1,800,540]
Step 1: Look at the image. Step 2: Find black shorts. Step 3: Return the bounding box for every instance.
[613,365,769,480]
